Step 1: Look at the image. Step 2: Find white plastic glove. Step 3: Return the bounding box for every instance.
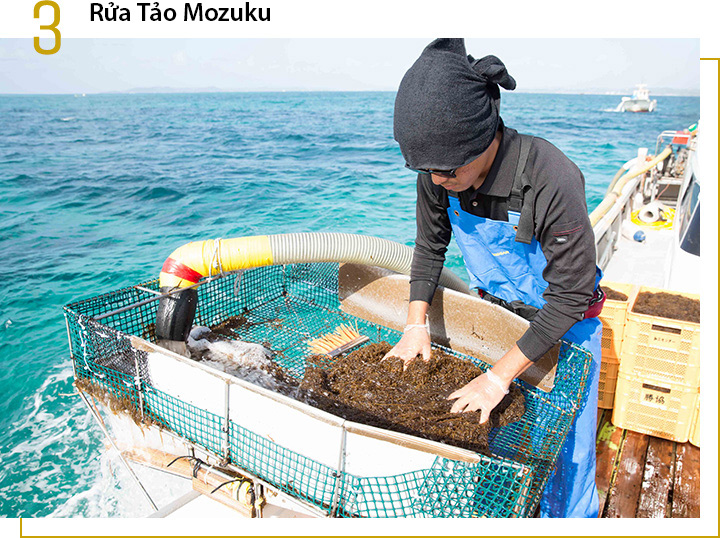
[382,323,431,367]
[448,370,510,424]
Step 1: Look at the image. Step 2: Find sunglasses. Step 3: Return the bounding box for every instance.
[405,163,457,178]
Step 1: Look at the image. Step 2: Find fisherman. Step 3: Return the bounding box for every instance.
[387,38,605,518]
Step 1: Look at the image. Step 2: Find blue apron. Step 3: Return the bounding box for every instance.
[447,195,602,518]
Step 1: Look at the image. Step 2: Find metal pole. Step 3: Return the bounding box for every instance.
[76,390,158,512]
[330,427,347,517]
[133,285,164,296]
[64,314,78,381]
[133,353,145,422]
[222,380,230,462]
[93,295,166,322]
[93,274,225,322]
[254,483,264,518]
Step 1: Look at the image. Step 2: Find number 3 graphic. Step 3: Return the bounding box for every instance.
[34,1,61,55]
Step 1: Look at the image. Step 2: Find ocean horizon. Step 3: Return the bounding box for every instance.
[1,88,701,96]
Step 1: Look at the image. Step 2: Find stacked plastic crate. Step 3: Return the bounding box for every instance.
[689,397,700,447]
[611,285,700,442]
[597,281,634,409]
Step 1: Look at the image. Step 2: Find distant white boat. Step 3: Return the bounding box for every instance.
[615,84,657,113]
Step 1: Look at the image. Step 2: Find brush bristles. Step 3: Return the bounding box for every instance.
[308,323,362,355]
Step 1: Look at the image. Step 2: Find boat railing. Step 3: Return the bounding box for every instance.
[655,130,694,155]
[591,144,676,269]
[592,174,642,270]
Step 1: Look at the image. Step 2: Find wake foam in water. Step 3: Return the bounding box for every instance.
[47,449,178,519]
[50,448,189,517]
[2,361,188,518]
[2,364,132,517]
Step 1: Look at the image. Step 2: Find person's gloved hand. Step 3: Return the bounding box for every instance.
[447,370,510,424]
[382,323,431,367]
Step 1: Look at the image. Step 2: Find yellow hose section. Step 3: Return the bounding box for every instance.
[589,146,672,227]
[159,235,274,288]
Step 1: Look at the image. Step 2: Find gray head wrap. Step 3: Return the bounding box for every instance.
[393,38,516,171]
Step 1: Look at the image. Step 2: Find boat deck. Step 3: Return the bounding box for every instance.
[595,409,700,518]
[601,227,674,288]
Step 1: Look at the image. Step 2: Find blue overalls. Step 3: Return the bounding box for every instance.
[445,136,602,518]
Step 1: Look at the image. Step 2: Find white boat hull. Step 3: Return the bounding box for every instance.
[616,98,657,113]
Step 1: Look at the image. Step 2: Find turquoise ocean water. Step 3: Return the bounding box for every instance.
[0,92,699,517]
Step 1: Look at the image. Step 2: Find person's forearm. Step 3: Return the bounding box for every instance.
[406,300,430,325]
[490,344,533,386]
[410,173,452,304]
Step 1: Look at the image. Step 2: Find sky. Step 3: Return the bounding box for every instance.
[0,38,700,95]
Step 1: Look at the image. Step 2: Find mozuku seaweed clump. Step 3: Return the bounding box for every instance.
[633,291,700,323]
[75,376,162,429]
[603,287,628,302]
[300,342,525,454]
[209,314,284,339]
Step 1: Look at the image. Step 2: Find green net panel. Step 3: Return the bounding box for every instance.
[64,263,593,518]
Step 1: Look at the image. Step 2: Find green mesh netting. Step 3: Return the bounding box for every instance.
[64,263,593,518]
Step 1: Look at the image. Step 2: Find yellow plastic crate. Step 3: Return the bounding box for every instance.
[619,286,700,387]
[598,356,619,409]
[598,281,635,361]
[690,395,700,447]
[612,371,698,442]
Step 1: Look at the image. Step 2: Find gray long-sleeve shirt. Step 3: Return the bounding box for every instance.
[410,122,597,362]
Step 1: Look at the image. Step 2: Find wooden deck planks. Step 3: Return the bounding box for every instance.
[594,411,700,519]
[595,412,625,516]
[636,437,675,518]
[603,430,649,518]
[672,442,701,518]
